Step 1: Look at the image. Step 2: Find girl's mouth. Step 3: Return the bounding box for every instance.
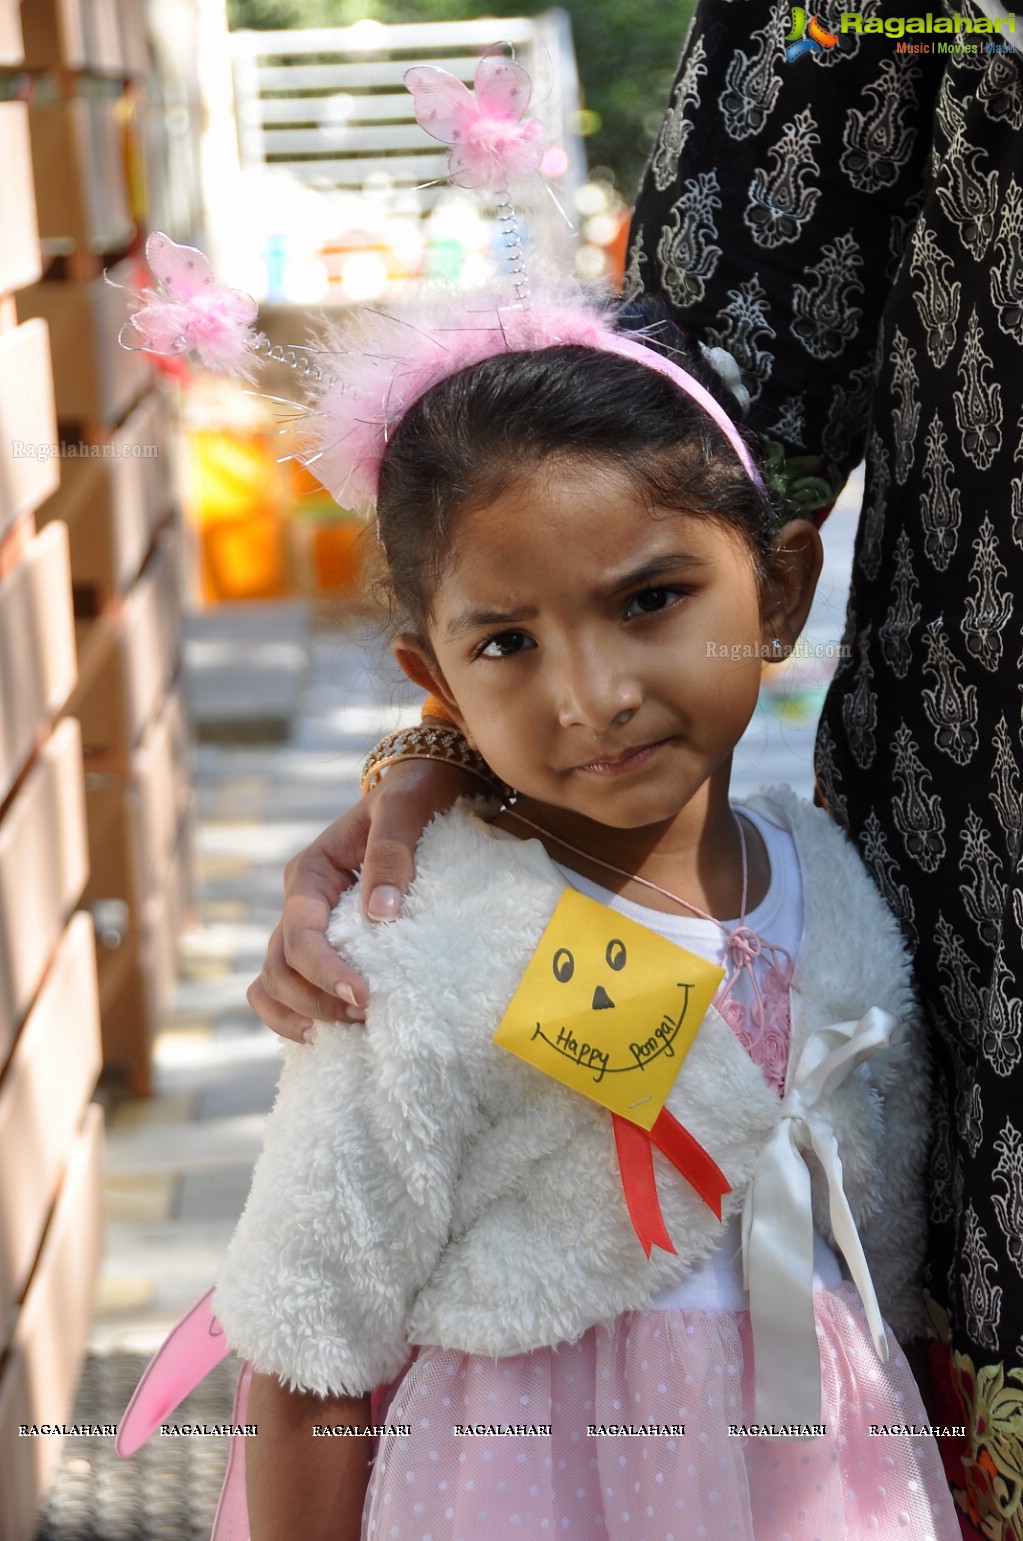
[574,740,669,776]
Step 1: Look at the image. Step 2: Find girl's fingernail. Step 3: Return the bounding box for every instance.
[367,885,402,921]
[301,1024,318,1045]
[336,983,358,1007]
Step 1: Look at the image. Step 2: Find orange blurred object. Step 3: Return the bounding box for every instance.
[190,429,288,602]
[288,461,366,599]
[311,520,363,593]
[608,209,632,293]
[291,462,332,501]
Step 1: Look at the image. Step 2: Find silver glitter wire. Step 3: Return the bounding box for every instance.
[494,191,531,311]
[251,331,332,382]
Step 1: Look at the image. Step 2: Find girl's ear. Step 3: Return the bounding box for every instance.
[391,634,466,729]
[760,519,824,660]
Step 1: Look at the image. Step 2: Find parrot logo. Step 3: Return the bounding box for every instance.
[785,8,839,61]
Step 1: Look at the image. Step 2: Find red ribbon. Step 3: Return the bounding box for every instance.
[612,1109,731,1258]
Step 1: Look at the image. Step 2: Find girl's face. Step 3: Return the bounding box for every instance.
[403,457,817,854]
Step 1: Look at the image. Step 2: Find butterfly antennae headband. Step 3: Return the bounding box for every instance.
[119,52,764,505]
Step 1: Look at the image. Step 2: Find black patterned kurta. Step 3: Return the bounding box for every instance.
[629,5,1023,1537]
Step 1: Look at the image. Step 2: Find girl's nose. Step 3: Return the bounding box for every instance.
[554,652,642,731]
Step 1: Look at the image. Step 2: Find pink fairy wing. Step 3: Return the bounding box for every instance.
[473,56,532,121]
[116,1288,230,1457]
[446,142,489,190]
[146,232,216,302]
[404,65,476,146]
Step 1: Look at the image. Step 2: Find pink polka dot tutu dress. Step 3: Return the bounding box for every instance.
[365,1259,957,1540]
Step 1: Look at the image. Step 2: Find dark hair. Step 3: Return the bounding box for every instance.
[376,325,775,635]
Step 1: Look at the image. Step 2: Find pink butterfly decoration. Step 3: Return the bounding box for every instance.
[405,56,544,190]
[124,233,260,378]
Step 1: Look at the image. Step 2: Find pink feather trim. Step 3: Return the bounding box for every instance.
[297,283,762,509]
[298,290,636,509]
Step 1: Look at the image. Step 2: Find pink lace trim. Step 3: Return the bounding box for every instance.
[716,954,794,1097]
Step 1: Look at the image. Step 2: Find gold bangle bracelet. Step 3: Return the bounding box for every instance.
[360,725,505,798]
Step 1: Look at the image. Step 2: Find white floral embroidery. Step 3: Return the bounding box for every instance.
[954,309,1003,471]
[977,52,1023,131]
[654,173,722,309]
[860,809,917,949]
[649,37,708,193]
[719,7,785,141]
[840,58,920,193]
[920,627,980,766]
[891,721,947,873]
[984,944,1023,1078]
[936,128,997,261]
[935,913,983,1050]
[821,360,875,467]
[910,221,961,369]
[858,430,889,582]
[959,807,1005,952]
[992,1120,1023,1279]
[890,328,920,486]
[766,395,807,449]
[840,626,877,769]
[962,515,1011,672]
[928,1061,957,1227]
[960,1082,984,1161]
[989,717,1023,855]
[960,1203,1002,1354]
[790,232,864,360]
[705,276,776,405]
[620,238,645,303]
[812,718,848,828]
[744,108,821,250]
[879,530,920,683]
[919,412,962,572]
[990,176,1023,347]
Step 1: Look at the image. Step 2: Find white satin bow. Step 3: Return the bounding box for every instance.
[741,1006,897,1427]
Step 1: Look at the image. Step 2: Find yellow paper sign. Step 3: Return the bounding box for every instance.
[494,888,724,1131]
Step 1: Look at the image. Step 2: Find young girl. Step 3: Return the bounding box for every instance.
[207,301,961,1541]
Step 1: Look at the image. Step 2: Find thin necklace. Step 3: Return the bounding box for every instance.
[503,806,793,1037]
[503,806,750,927]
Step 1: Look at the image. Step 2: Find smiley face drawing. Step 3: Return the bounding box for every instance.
[494,888,724,1130]
[542,934,690,1084]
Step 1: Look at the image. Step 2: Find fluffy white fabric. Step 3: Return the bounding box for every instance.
[214,790,928,1396]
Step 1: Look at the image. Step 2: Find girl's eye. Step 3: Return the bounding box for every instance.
[624,586,683,620]
[477,630,534,658]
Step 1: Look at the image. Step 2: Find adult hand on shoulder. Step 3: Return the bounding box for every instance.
[247,757,482,1042]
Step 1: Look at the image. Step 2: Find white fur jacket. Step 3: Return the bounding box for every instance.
[215,788,928,1398]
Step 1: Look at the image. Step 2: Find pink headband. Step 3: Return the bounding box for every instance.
[295,291,764,509]
[599,334,761,486]
[120,54,761,508]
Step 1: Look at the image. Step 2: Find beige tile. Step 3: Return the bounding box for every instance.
[106,1088,198,1130]
[92,1273,157,1318]
[104,1172,177,1224]
[202,899,252,923]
